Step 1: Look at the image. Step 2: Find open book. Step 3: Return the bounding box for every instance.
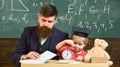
[19,50,56,64]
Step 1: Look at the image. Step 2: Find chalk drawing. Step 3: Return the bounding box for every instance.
[11,0,29,11]
[0,0,4,9]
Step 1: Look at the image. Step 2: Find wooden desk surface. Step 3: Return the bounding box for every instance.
[21,60,108,67]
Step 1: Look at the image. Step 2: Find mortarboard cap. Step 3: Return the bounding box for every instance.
[72,26,90,38]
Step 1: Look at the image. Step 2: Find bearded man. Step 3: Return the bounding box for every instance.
[12,4,68,67]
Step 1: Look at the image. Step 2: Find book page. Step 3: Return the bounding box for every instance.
[20,50,56,64]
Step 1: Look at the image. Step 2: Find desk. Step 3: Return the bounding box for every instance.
[21,63,108,67]
[21,60,108,67]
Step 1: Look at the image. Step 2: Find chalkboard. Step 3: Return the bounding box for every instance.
[0,0,120,38]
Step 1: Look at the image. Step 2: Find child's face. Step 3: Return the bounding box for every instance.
[72,35,86,52]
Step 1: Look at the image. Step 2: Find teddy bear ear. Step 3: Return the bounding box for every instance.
[94,38,99,45]
[94,38,99,42]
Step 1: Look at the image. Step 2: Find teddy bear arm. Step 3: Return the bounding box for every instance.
[84,48,95,62]
[104,51,110,60]
[76,56,84,61]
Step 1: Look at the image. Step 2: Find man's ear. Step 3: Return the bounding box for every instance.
[55,18,57,24]
[37,14,40,21]
[37,14,41,19]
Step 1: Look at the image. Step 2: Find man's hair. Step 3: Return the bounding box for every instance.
[39,4,57,18]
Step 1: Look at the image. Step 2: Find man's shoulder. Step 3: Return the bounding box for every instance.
[53,28,68,38]
[24,26,37,29]
[23,26,37,33]
[54,28,67,34]
[24,26,37,31]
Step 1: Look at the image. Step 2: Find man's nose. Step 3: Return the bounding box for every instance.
[43,22,49,27]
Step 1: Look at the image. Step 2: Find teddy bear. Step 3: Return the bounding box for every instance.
[84,38,113,66]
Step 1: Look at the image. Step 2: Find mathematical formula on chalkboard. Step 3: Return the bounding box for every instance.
[0,0,120,38]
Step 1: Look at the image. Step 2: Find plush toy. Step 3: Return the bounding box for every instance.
[84,38,113,65]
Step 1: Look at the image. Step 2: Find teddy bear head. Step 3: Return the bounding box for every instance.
[94,38,108,49]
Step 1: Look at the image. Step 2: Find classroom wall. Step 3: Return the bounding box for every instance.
[0,38,120,67]
[0,0,120,38]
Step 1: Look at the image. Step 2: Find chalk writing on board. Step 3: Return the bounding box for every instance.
[0,0,119,38]
[0,13,28,24]
[57,0,114,33]
[0,0,29,11]
[0,0,4,9]
[11,0,29,11]
[32,0,54,7]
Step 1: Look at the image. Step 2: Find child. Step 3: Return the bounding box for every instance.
[56,27,90,61]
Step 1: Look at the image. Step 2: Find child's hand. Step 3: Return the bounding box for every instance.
[65,40,75,47]
[76,56,83,61]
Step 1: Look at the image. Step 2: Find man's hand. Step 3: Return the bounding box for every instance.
[21,51,40,60]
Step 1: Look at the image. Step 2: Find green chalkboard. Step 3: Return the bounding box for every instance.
[0,0,120,38]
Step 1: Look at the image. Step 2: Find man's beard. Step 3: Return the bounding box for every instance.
[38,26,53,39]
